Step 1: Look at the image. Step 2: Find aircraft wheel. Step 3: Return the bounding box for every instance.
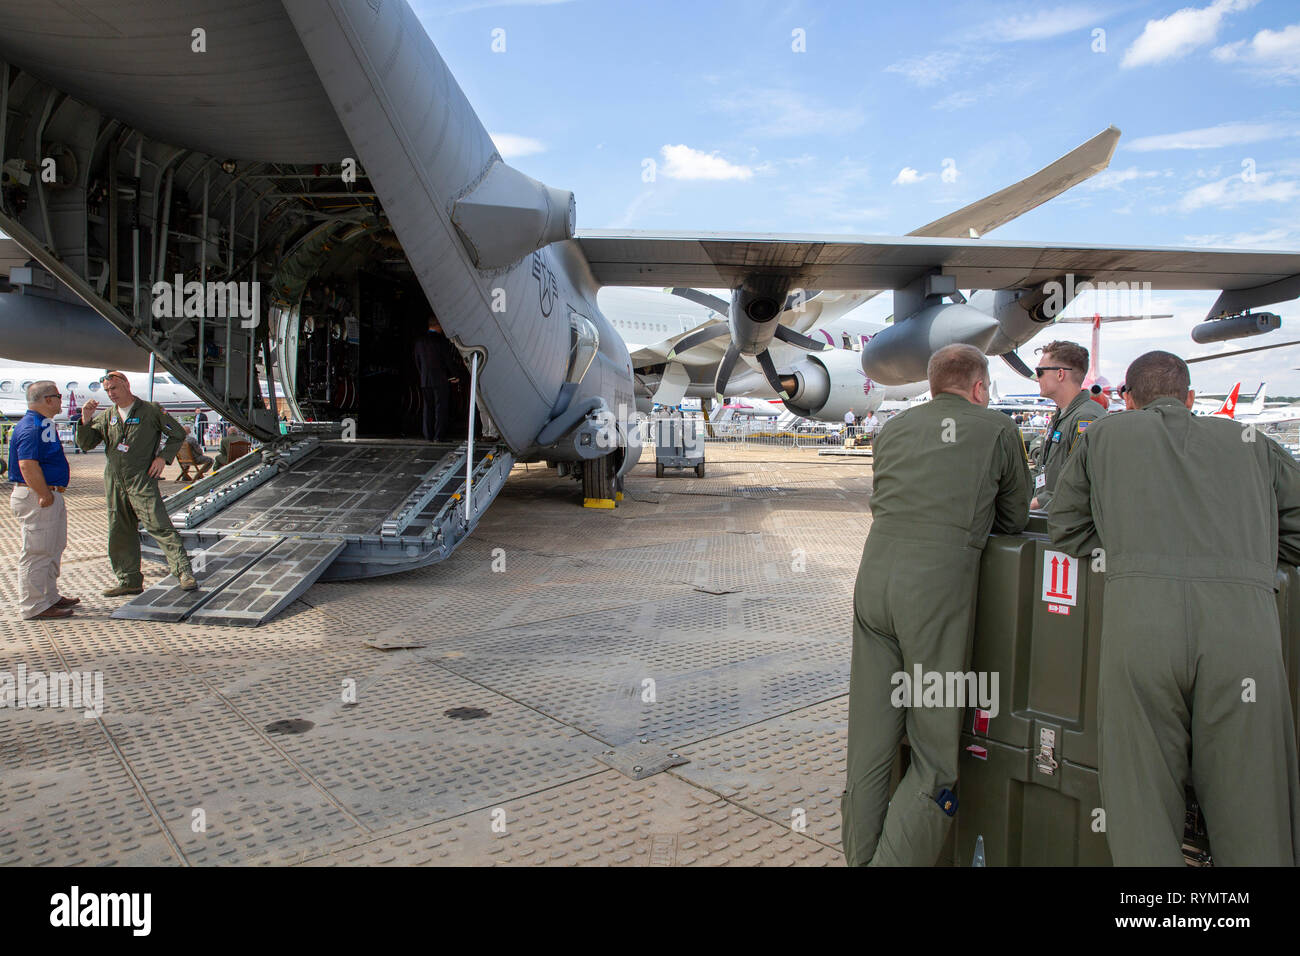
[695,462,705,478]
[656,462,665,478]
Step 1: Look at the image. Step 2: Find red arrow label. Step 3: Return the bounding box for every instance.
[1046,555,1072,599]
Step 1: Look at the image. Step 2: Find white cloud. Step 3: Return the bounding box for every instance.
[982,5,1109,42]
[490,133,545,159]
[1121,0,1256,68]
[1174,170,1300,212]
[659,145,753,181]
[940,158,960,183]
[884,50,994,87]
[711,89,863,137]
[1213,23,1300,82]
[1082,166,1162,189]
[893,167,929,185]
[1127,121,1296,150]
[1183,227,1299,248]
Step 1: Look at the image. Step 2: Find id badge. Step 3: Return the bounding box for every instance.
[1034,473,1046,490]
[116,442,130,453]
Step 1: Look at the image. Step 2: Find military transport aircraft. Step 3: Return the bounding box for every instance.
[0,1,1296,625]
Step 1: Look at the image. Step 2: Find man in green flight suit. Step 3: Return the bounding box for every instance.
[76,371,197,595]
[1050,350,1300,865]
[842,344,1031,866]
[1030,340,1103,510]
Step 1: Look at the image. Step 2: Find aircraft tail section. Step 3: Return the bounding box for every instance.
[1246,382,1268,416]
[1211,382,1242,418]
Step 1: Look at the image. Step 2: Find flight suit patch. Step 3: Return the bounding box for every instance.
[1051,430,1061,443]
[935,788,958,816]
[1077,420,1090,434]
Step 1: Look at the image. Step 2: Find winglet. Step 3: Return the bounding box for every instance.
[909,126,1121,240]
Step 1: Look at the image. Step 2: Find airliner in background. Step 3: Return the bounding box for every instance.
[0,363,205,420]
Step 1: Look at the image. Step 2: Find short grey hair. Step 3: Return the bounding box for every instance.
[26,380,56,406]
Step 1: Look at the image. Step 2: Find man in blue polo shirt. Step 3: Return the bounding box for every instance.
[9,380,77,619]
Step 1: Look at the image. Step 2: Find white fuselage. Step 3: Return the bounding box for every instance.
[0,364,204,420]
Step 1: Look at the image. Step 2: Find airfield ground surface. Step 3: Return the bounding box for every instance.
[0,446,871,866]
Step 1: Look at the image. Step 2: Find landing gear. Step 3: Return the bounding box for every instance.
[582,454,617,509]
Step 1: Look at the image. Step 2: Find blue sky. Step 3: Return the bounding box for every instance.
[414,0,1300,395]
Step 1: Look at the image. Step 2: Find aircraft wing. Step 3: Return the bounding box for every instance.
[578,231,1299,296]
[909,126,1120,240]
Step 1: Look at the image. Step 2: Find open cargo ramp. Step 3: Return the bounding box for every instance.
[118,436,513,626]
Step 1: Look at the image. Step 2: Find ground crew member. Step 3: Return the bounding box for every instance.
[1049,350,1300,865]
[9,381,77,619]
[1030,340,1102,510]
[412,315,461,442]
[76,371,196,595]
[842,344,1030,866]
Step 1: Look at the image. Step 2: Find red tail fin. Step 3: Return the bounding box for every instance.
[1212,382,1242,418]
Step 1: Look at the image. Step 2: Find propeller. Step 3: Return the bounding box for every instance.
[669,287,729,314]
[664,286,834,401]
[1001,351,1036,379]
[666,322,730,360]
[756,349,793,400]
[715,344,743,396]
[773,324,833,352]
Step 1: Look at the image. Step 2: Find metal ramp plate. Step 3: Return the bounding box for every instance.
[112,536,284,622]
[187,537,347,626]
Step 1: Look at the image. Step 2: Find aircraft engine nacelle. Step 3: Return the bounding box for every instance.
[783,348,881,421]
[1192,312,1281,344]
[729,284,788,354]
[0,292,150,370]
[859,302,1001,386]
[982,287,1062,356]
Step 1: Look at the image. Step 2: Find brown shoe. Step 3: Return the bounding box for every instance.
[102,583,144,597]
[30,605,74,619]
[177,572,197,591]
[54,595,80,608]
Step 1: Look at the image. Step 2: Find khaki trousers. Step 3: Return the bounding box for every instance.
[11,485,67,618]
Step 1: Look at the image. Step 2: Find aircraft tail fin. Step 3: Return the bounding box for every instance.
[1211,382,1242,418]
[1246,382,1267,415]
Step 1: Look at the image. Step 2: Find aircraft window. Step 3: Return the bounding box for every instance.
[66,381,78,390]
[20,380,33,390]
[566,312,600,385]
[0,381,12,392]
[842,333,852,350]
[89,381,101,391]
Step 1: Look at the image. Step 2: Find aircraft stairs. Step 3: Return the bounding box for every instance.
[114,435,513,626]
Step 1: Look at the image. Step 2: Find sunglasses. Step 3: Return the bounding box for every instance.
[39,392,61,400]
[1034,366,1079,378]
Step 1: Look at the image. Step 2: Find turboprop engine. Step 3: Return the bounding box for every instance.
[779,348,881,420]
